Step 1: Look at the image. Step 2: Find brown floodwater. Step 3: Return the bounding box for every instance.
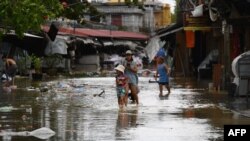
[0,76,250,141]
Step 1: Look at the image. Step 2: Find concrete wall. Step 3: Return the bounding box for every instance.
[78,55,100,72]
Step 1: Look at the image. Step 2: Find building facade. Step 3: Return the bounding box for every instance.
[96,4,144,32]
[91,0,171,33]
[157,0,250,93]
[144,0,171,29]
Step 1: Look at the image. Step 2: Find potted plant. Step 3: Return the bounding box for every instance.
[31,55,43,81]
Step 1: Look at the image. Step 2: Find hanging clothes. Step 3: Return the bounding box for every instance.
[186,31,195,48]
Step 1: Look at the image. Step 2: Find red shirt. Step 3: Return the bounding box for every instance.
[116,74,127,87]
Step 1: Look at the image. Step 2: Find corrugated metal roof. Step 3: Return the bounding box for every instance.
[42,26,88,37]
[42,26,148,40]
[77,28,149,40]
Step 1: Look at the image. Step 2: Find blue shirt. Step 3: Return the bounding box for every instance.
[157,63,169,83]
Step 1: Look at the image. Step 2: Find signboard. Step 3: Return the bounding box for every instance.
[184,13,211,31]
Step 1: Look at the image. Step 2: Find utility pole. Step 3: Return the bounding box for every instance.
[222,20,231,90]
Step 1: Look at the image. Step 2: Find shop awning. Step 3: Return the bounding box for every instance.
[156,23,184,38]
[184,26,212,31]
[2,33,47,57]
[158,27,183,38]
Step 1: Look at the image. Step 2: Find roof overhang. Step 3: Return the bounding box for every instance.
[42,25,149,41]
[184,26,212,31]
[158,27,184,38]
[2,33,47,57]
[156,23,184,38]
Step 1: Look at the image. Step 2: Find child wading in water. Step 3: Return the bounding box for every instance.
[154,56,171,97]
[115,65,128,109]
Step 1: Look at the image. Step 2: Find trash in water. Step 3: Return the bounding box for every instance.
[26,86,40,91]
[0,127,55,140]
[57,82,70,88]
[72,88,84,93]
[0,106,18,112]
[93,89,105,97]
[40,86,49,92]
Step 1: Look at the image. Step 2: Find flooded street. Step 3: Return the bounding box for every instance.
[1,76,250,141]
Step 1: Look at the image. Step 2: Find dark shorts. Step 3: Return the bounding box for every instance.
[6,64,17,77]
[158,82,169,85]
[116,87,126,98]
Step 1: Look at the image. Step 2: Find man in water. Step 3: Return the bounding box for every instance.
[2,55,17,87]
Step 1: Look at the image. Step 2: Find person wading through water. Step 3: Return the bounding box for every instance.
[2,55,18,89]
[121,50,139,105]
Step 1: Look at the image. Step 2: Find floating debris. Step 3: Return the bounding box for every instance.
[93,89,105,97]
[0,127,55,140]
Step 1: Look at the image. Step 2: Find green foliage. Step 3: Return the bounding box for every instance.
[62,0,102,22]
[0,0,101,36]
[175,0,181,14]
[118,26,127,31]
[89,5,104,22]
[133,0,139,5]
[125,0,132,6]
[171,13,177,23]
[174,0,183,23]
[16,54,32,75]
[0,0,63,37]
[63,0,86,20]
[44,54,63,69]
[138,3,145,11]
[31,55,42,73]
[125,0,142,7]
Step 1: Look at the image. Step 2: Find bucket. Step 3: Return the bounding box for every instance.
[208,83,214,92]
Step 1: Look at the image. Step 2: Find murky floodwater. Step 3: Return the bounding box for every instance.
[1,76,250,141]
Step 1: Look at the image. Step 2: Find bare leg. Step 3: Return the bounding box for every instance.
[130,84,139,105]
[159,84,163,96]
[124,86,129,106]
[165,84,170,94]
[118,98,121,106]
[124,94,128,106]
[118,97,124,109]
[120,97,124,109]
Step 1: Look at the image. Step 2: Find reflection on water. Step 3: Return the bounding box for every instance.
[1,77,250,141]
[117,109,138,129]
[116,108,138,140]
